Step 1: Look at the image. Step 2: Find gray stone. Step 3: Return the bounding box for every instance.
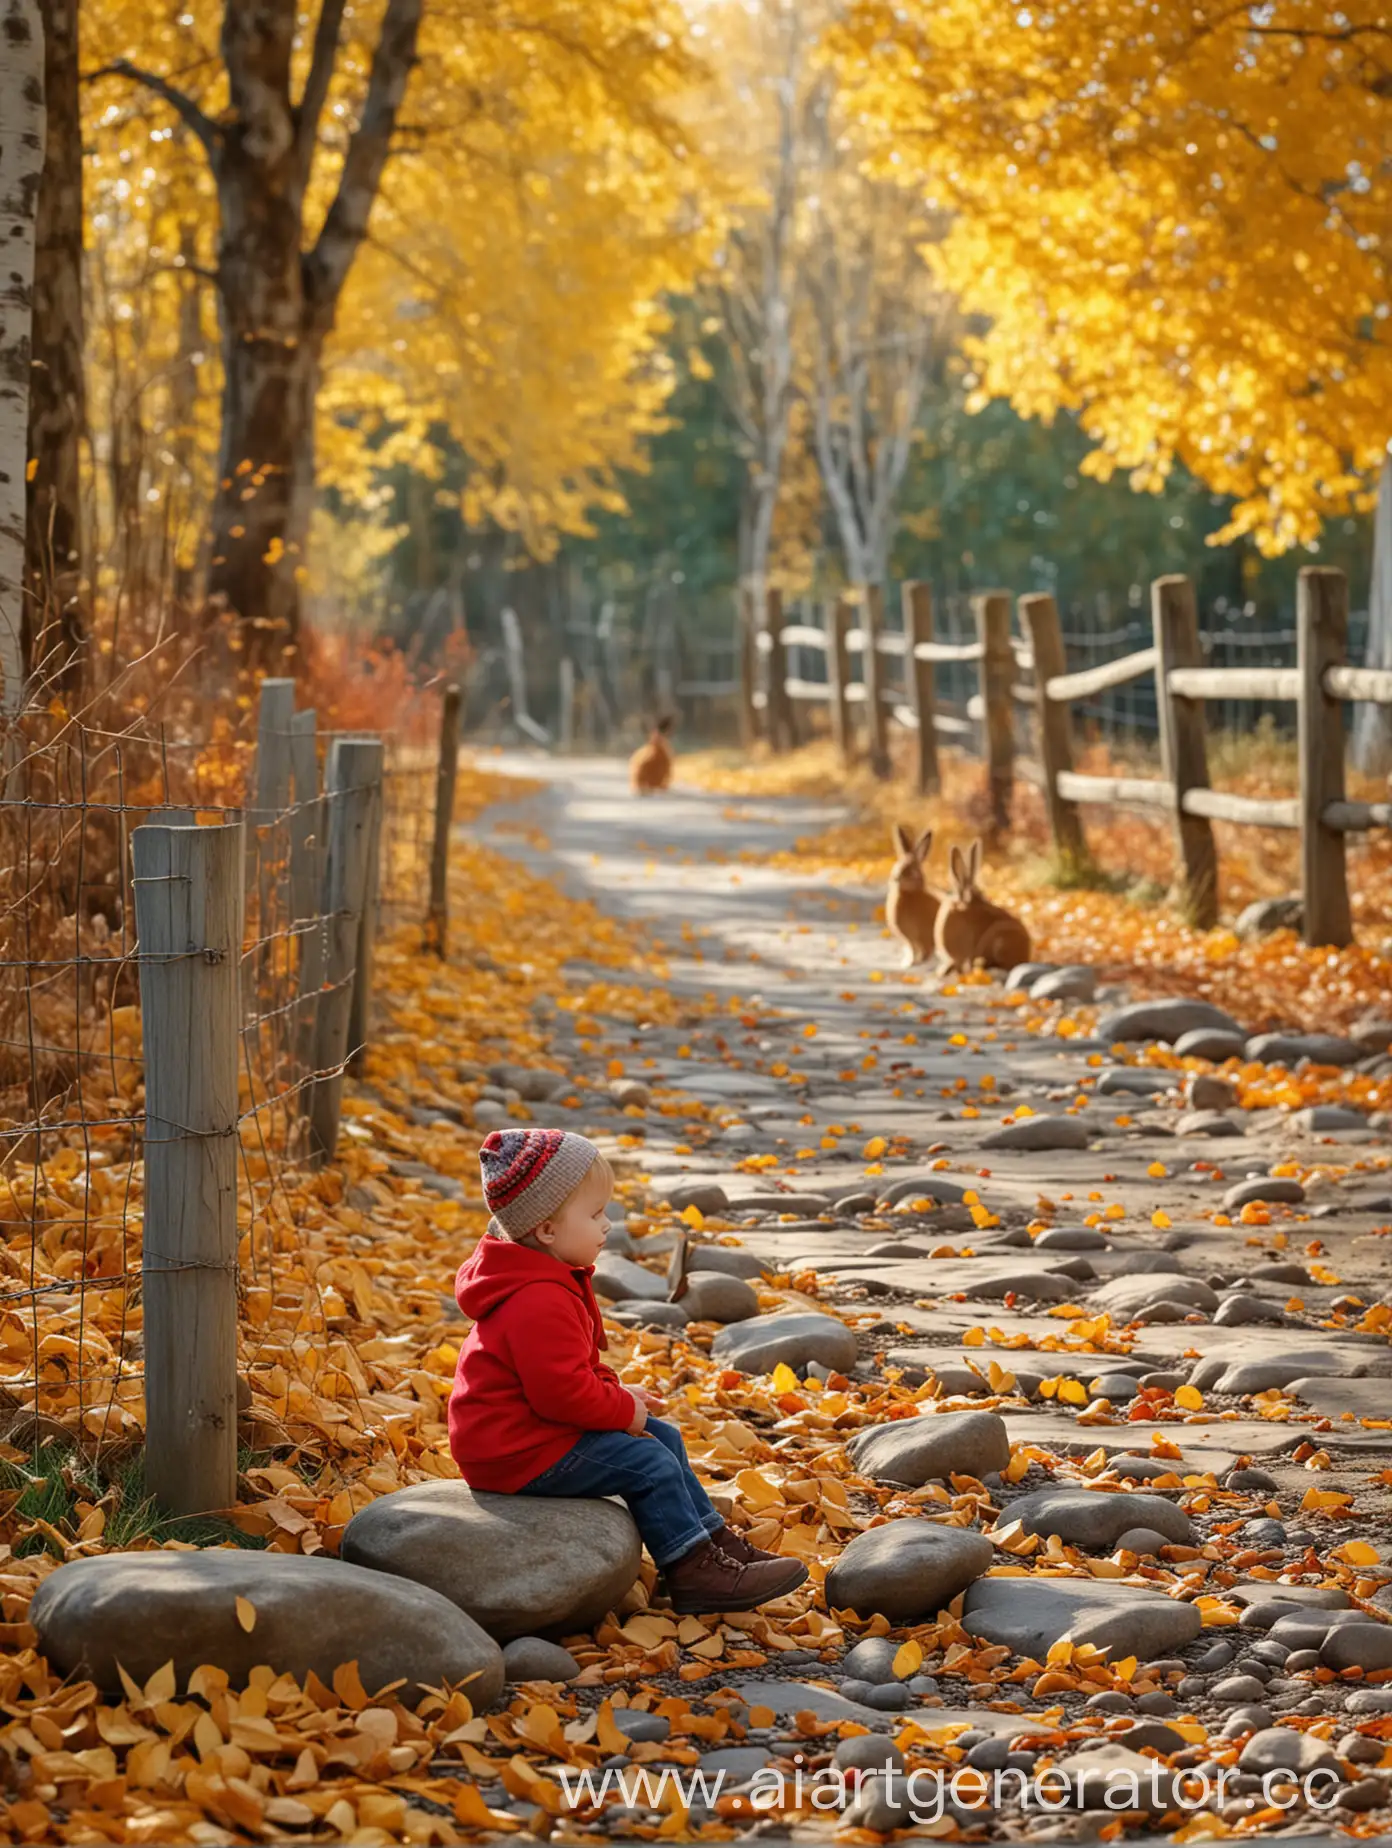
[1097,999,1245,1046]
[610,1079,651,1109]
[825,1522,993,1623]
[1091,1274,1218,1318]
[1213,1675,1269,1705]
[1246,1032,1362,1069]
[981,1114,1093,1152]
[1237,1728,1342,1777]
[843,1774,912,1831]
[1174,1110,1244,1138]
[1236,898,1304,940]
[963,1575,1201,1661]
[846,1410,1011,1486]
[1187,1073,1237,1111]
[1221,1706,1274,1737]
[864,1682,910,1711]
[341,1482,640,1642]
[1050,1743,1179,1811]
[1214,1293,1286,1327]
[611,1711,670,1743]
[1205,1352,1366,1395]
[592,1254,670,1302]
[877,1173,972,1207]
[1035,1227,1109,1251]
[1001,1489,1191,1550]
[29,1550,505,1709]
[1007,962,1057,990]
[1224,1176,1306,1210]
[492,1064,569,1102]
[1353,1019,1392,1055]
[1089,1374,1142,1401]
[606,1300,690,1330]
[841,1636,903,1684]
[698,1744,776,1779]
[1322,1625,1392,1673]
[1290,1104,1368,1132]
[660,1182,729,1215]
[687,1244,768,1280]
[1096,1069,1176,1098]
[1031,966,1097,1004]
[678,1271,759,1323]
[1119,1720,1190,1755]
[1115,1528,1173,1557]
[503,1637,581,1682]
[711,1311,858,1377]
[833,1735,906,1776]
[1173,1028,1248,1061]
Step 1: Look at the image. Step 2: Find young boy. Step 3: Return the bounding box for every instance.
[448,1128,808,1614]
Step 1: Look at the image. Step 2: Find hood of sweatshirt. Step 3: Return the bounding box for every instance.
[454,1232,607,1347]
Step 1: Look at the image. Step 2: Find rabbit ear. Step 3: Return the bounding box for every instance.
[893,822,914,856]
[949,845,965,890]
[914,828,933,862]
[969,839,983,881]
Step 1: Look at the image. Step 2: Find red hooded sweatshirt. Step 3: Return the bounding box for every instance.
[447,1233,635,1491]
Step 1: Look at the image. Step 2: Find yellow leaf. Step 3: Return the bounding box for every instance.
[143,1661,176,1706]
[1152,1210,1171,1229]
[892,1640,923,1678]
[681,1204,705,1230]
[235,1597,257,1634]
[770,1362,800,1394]
[1174,1384,1204,1410]
[862,1136,888,1159]
[25,458,38,482]
[1057,1378,1087,1406]
[1334,1540,1380,1567]
[961,1326,986,1347]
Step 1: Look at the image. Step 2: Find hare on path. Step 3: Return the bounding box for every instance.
[630,717,674,795]
[885,823,940,968]
[934,838,1031,974]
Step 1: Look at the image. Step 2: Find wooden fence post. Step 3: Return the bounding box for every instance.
[1298,566,1353,947]
[427,685,462,957]
[827,594,854,768]
[1021,593,1087,867]
[763,586,794,753]
[737,584,759,749]
[861,585,890,778]
[308,737,380,1163]
[288,710,323,1080]
[132,817,243,1515]
[901,581,939,795]
[347,739,383,1073]
[1153,574,1219,928]
[974,591,1014,831]
[558,658,576,752]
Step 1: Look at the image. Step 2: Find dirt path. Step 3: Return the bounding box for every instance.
[466,752,1392,1837]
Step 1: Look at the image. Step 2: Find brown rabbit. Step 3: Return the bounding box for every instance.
[630,716,674,795]
[886,823,940,967]
[935,838,1031,973]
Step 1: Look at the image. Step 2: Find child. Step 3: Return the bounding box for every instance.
[448,1128,808,1614]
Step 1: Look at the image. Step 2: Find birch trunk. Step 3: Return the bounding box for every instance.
[0,0,44,716]
[24,0,84,694]
[1353,452,1392,776]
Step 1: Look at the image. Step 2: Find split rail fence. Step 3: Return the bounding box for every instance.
[0,682,463,1519]
[740,566,1390,949]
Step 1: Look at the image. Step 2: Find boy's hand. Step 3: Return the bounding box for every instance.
[626,1388,648,1435]
[634,1387,666,1414]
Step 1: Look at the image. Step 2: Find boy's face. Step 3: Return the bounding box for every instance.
[531,1164,612,1267]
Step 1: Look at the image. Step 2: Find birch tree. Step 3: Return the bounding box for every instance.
[0,0,44,715]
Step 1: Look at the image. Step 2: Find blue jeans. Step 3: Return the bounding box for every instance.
[518,1418,723,1568]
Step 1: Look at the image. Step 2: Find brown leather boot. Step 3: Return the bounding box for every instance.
[715,1522,775,1564]
[662,1536,808,1614]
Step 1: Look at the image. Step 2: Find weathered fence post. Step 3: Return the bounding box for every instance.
[347,740,384,1073]
[1299,566,1353,947]
[288,709,323,1080]
[974,591,1014,831]
[763,587,794,753]
[737,584,760,749]
[827,594,854,768]
[1153,574,1219,928]
[308,737,380,1162]
[132,817,243,1515]
[427,684,462,957]
[901,581,939,795]
[1022,593,1087,868]
[861,585,890,778]
[558,657,576,753]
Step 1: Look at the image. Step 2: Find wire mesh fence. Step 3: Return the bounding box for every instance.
[0,681,448,1505]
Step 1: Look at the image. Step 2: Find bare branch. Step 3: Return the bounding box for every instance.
[295,0,347,187]
[85,59,219,158]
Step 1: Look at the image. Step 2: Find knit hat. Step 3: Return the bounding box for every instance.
[478,1128,599,1238]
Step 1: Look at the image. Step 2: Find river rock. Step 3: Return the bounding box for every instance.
[502,1637,581,1682]
[1001,1489,1191,1550]
[1007,962,1056,991]
[826,1523,993,1623]
[1097,1000,1244,1046]
[1223,1176,1305,1210]
[1115,1527,1174,1556]
[492,1064,569,1102]
[1035,1227,1109,1251]
[1052,1743,1178,1812]
[1031,966,1097,1004]
[1200,1351,1366,1394]
[877,1174,971,1207]
[982,1115,1093,1152]
[592,1254,670,1303]
[1096,1069,1175,1098]
[1091,1274,1218,1318]
[1238,1728,1342,1777]
[1246,1032,1362,1069]
[1353,1018,1392,1055]
[1213,1293,1286,1327]
[711,1311,858,1376]
[1236,898,1304,940]
[341,1482,640,1642]
[1187,1074,1237,1111]
[678,1271,759,1323]
[687,1244,768,1280]
[661,1182,729,1215]
[29,1551,505,1708]
[964,1575,1201,1661]
[606,1300,690,1331]
[1174,1027,1248,1061]
[1290,1104,1368,1133]
[846,1410,1010,1486]
[1321,1626,1392,1673]
[840,1636,903,1684]
[1174,1109,1244,1137]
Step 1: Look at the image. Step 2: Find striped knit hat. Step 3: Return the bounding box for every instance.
[479,1128,599,1238]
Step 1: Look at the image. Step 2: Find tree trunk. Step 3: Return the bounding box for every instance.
[169,220,208,612]
[1354,452,1392,775]
[0,0,44,717]
[24,0,84,696]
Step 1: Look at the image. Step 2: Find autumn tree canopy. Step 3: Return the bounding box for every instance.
[832,0,1392,556]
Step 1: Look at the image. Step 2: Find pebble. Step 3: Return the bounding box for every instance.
[1225,1467,1280,1490]
[1221,1706,1274,1737]
[660,1182,729,1215]
[1290,1104,1368,1132]
[834,1735,906,1776]
[1173,1027,1247,1060]
[1174,1109,1244,1137]
[981,1114,1093,1151]
[677,1271,759,1323]
[1114,1527,1172,1557]
[963,1575,1201,1661]
[1223,1175,1305,1211]
[1031,966,1097,1003]
[824,1522,993,1623]
[841,1637,902,1685]
[1238,1728,1342,1776]
[592,1254,670,1303]
[1187,1073,1237,1111]
[1321,1625,1392,1673]
[1235,897,1303,939]
[1213,1674,1269,1704]
[1001,1488,1192,1550]
[1096,1069,1175,1098]
[686,1244,768,1280]
[1246,1032,1361,1068]
[1194,1642,1237,1672]
[501,1637,580,1682]
[1213,1293,1286,1326]
[611,1711,670,1743]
